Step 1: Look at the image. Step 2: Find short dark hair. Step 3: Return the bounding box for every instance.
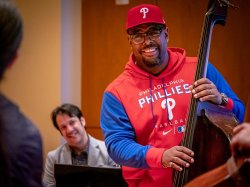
[51,103,83,130]
[0,0,23,80]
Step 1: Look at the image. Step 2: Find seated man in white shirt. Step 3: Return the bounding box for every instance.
[43,103,119,187]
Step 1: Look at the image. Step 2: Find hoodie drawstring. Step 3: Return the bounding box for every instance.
[149,76,171,128]
[149,76,156,128]
[161,78,171,122]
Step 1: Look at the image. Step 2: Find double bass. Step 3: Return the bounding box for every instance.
[173,0,241,186]
[184,89,250,186]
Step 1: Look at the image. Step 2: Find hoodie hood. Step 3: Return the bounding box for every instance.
[125,47,186,79]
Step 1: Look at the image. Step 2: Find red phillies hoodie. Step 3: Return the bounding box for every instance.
[101,47,244,187]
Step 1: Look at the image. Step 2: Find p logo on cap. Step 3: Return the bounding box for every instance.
[140,7,149,18]
[126,4,166,31]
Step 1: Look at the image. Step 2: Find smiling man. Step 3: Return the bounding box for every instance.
[42,103,118,187]
[100,4,245,187]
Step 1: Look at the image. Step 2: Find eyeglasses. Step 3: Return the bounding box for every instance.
[130,29,163,44]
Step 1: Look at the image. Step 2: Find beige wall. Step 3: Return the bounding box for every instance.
[1,0,82,160]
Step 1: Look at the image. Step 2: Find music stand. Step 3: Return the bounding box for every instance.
[54,164,128,187]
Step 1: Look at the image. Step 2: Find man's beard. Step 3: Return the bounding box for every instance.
[142,55,161,67]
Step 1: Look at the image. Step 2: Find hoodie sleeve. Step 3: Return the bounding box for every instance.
[100,92,152,168]
[207,63,245,123]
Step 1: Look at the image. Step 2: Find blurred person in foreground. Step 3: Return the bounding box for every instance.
[0,0,43,186]
[231,122,250,157]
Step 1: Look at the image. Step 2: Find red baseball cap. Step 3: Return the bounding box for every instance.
[126,4,166,31]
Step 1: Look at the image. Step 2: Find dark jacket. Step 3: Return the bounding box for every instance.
[0,93,43,187]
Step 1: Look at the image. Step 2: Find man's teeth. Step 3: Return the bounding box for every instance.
[144,48,156,52]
